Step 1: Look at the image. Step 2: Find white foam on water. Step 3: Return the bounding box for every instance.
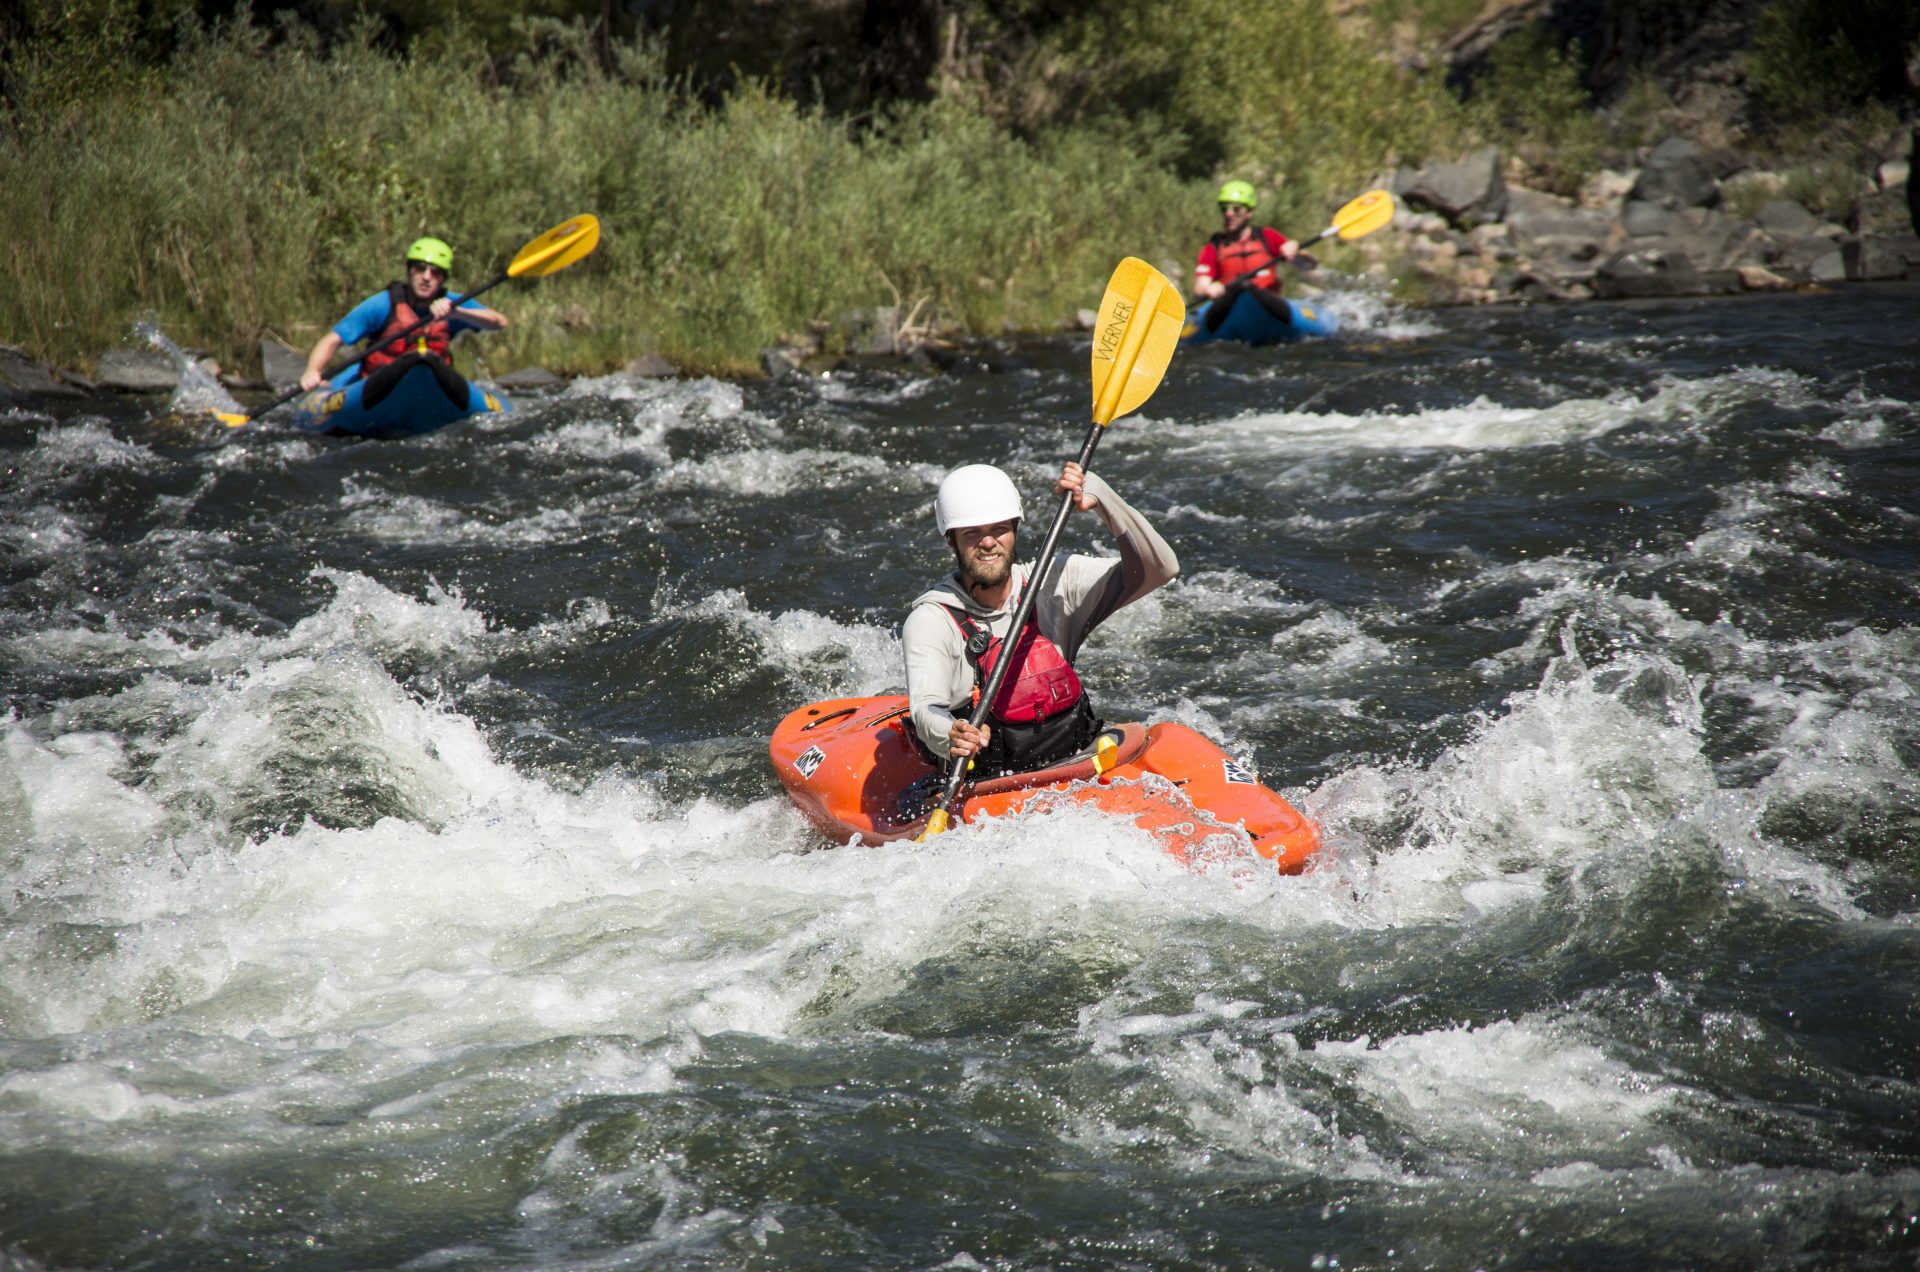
[1312,286,1442,341]
[804,369,944,405]
[335,478,591,547]
[1069,985,1674,1184]
[0,504,91,566]
[15,567,493,679]
[652,445,896,498]
[527,375,765,463]
[650,587,902,699]
[1309,1017,1673,1163]
[1167,568,1312,619]
[14,418,158,481]
[1151,366,1837,469]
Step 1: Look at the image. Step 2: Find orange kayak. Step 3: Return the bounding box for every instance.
[769,695,1325,873]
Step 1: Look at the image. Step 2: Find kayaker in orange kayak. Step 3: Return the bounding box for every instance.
[903,461,1178,778]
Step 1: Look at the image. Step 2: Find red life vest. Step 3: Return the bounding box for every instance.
[948,606,1084,724]
[1210,228,1287,291]
[362,282,452,373]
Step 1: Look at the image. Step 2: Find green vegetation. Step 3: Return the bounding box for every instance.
[4,14,1212,376]
[1746,0,1920,120]
[0,0,1913,379]
[1463,26,1606,197]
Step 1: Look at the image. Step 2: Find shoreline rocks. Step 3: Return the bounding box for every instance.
[1373,133,1920,305]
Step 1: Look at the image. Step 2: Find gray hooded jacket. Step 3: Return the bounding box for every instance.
[903,470,1178,759]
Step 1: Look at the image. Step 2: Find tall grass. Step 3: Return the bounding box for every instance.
[0,15,1207,377]
[5,1,1897,380]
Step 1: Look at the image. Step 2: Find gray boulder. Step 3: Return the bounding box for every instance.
[626,352,677,378]
[1399,146,1508,227]
[0,346,83,398]
[259,338,306,389]
[1622,200,1677,238]
[1766,232,1843,277]
[1660,207,1766,270]
[496,366,566,390]
[1504,187,1614,241]
[1844,234,1920,280]
[843,306,903,356]
[1593,246,1739,298]
[96,348,180,392]
[1754,199,1820,238]
[1630,136,1720,210]
[1809,249,1849,283]
[759,347,805,380]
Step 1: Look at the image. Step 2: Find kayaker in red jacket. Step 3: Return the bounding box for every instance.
[1194,180,1310,334]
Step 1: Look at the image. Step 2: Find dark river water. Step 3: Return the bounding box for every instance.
[3,282,1919,1270]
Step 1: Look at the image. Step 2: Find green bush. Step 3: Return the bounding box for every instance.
[1747,0,1920,121]
[1464,26,1606,196]
[0,14,1211,376]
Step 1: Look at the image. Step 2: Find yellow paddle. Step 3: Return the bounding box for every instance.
[1234,187,1397,286]
[1296,188,1395,250]
[211,213,601,428]
[918,256,1186,840]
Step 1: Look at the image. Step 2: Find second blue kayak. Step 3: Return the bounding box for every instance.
[287,362,509,439]
[1182,290,1340,346]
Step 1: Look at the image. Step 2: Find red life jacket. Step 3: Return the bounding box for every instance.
[948,605,1084,724]
[1210,228,1286,291]
[362,282,452,373]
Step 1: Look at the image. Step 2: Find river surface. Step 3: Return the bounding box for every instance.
[3,282,1919,1270]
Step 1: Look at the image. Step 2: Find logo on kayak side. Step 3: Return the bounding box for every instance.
[1223,758,1258,784]
[323,392,345,414]
[795,745,825,780]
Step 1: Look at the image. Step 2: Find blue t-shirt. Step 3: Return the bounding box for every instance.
[330,289,489,384]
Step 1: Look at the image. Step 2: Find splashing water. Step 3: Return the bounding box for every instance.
[138,318,245,418]
[3,284,1919,1270]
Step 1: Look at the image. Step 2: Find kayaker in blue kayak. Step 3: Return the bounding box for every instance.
[298,236,509,406]
[1193,180,1310,335]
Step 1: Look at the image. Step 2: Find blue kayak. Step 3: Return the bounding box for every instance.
[1182,290,1339,346]
[287,361,509,439]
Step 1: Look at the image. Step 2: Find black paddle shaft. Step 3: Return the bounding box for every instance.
[932,420,1108,815]
[243,271,510,421]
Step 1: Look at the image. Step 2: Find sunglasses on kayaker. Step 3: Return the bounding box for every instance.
[408,261,448,278]
[1219,202,1252,213]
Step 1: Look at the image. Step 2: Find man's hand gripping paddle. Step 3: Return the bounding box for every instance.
[916,257,1186,840]
[209,214,601,429]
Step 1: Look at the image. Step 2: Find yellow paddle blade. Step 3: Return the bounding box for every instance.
[1330,189,1394,240]
[507,213,601,278]
[214,411,249,428]
[1089,257,1185,427]
[916,808,952,841]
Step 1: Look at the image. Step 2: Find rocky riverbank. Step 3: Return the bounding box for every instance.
[4,125,1916,409]
[1356,131,1919,304]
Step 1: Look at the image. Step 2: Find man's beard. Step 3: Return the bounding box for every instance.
[958,545,1012,593]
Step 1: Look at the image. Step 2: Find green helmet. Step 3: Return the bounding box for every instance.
[1216,180,1257,210]
[405,236,454,272]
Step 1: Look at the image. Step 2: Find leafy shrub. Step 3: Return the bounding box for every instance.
[1464,26,1605,196]
[1747,0,1920,121]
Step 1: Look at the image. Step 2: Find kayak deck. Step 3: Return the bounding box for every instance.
[287,361,508,439]
[1182,290,1339,346]
[770,695,1325,873]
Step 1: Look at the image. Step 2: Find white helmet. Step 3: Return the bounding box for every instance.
[935,464,1023,535]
